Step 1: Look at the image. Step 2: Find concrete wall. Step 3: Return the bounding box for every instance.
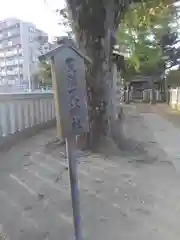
[169,88,180,110]
[0,92,56,149]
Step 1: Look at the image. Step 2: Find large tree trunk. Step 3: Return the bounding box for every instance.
[66,0,132,148]
[66,0,114,148]
[150,78,156,104]
[164,77,169,103]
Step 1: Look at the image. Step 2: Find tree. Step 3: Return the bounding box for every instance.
[166,68,180,87]
[62,0,136,147]
[48,0,177,147]
[35,60,52,87]
[55,8,73,37]
[118,0,177,71]
[118,0,178,103]
[160,30,180,69]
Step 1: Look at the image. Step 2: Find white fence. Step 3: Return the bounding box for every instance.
[0,93,55,141]
[117,88,180,106]
[122,89,163,102]
[142,89,162,102]
[169,88,180,110]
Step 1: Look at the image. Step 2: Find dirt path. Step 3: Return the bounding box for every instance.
[137,103,180,128]
[0,105,180,239]
[133,103,180,174]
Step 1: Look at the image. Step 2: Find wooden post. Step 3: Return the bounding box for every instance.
[50,58,62,137]
[65,137,82,240]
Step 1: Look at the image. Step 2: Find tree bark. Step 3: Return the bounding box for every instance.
[150,79,156,104]
[66,0,130,148]
[164,77,169,103]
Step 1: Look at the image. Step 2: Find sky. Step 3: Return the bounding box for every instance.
[0,0,66,38]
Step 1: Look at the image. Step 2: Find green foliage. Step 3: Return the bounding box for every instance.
[166,69,180,87]
[160,29,180,69]
[36,60,52,87]
[123,0,176,31]
[118,0,178,81]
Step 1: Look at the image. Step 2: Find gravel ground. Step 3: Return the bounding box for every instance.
[0,104,180,239]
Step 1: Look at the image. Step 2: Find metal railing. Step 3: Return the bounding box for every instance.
[0,92,55,138]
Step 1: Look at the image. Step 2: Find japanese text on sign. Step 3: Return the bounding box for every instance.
[65,58,83,133]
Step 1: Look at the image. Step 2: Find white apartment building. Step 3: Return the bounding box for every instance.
[0,18,50,90]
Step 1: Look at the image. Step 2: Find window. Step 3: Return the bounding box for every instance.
[7,32,12,37]
[0,61,5,66]
[19,58,23,64]
[8,41,12,46]
[3,33,8,38]
[29,27,34,32]
[0,79,4,85]
[32,56,36,62]
[7,21,12,27]
[0,22,6,29]
[8,79,15,85]
[29,36,33,43]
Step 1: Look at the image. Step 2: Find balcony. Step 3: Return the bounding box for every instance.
[6,70,23,76]
[6,59,23,66]
[6,60,14,66]
[0,42,21,50]
[0,48,23,58]
[0,30,20,42]
[0,68,23,77]
[0,72,6,76]
[6,60,20,66]
[0,58,23,67]
[0,61,5,67]
[7,79,16,85]
[0,21,20,33]
[0,53,4,58]
[6,51,17,57]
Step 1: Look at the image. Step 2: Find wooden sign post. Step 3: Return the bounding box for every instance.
[39,43,91,240]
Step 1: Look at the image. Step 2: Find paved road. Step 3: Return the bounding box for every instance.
[0,105,180,239]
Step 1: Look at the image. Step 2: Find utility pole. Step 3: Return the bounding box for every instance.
[27,47,32,91]
[17,44,21,88]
